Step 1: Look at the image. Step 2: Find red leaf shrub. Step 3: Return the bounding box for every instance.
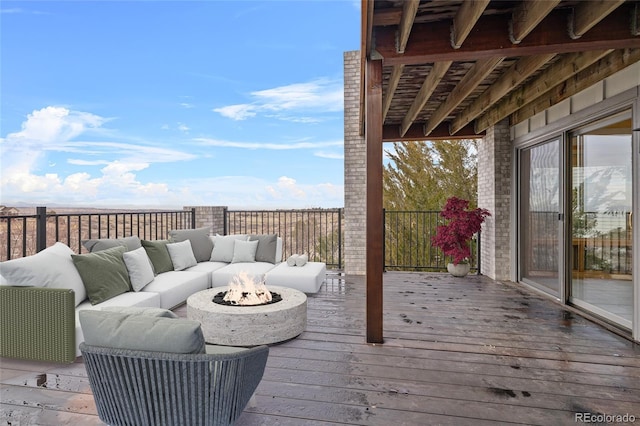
[431,197,491,265]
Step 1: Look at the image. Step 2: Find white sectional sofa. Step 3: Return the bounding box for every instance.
[0,228,325,363]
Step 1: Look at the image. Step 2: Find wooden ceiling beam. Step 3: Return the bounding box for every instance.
[475,49,612,132]
[360,0,374,136]
[451,0,490,49]
[509,0,561,44]
[397,0,419,53]
[381,0,417,123]
[400,61,452,137]
[374,6,640,66]
[384,122,482,142]
[569,0,625,39]
[382,65,403,122]
[450,53,554,135]
[424,57,503,136]
[511,48,640,124]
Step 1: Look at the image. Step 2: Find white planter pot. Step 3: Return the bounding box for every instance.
[447,262,470,277]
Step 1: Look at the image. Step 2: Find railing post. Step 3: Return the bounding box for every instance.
[477,231,482,275]
[382,208,386,272]
[36,207,47,253]
[191,208,196,229]
[223,207,228,235]
[338,208,343,270]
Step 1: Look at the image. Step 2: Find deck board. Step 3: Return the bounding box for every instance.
[2,272,639,425]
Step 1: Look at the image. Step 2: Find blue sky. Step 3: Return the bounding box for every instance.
[1,1,359,209]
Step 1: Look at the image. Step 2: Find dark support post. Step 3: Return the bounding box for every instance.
[191,208,196,229]
[36,207,47,253]
[365,58,384,344]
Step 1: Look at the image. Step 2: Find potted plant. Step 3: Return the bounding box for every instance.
[431,197,491,277]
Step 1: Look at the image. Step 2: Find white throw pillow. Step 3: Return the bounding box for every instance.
[0,242,86,306]
[231,240,259,263]
[123,247,155,291]
[166,240,197,271]
[210,234,248,263]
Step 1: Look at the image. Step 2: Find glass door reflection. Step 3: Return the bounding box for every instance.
[520,140,560,295]
[570,112,633,328]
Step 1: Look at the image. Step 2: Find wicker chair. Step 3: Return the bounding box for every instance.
[80,343,269,426]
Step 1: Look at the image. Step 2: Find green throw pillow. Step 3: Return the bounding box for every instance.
[71,246,131,305]
[141,240,174,274]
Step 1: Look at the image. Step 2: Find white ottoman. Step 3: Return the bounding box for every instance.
[265,262,326,293]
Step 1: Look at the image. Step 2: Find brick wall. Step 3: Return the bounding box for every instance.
[183,206,227,235]
[343,50,367,275]
[478,120,512,281]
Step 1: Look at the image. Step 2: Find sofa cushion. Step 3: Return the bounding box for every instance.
[141,240,174,274]
[82,236,142,253]
[231,240,259,263]
[79,310,205,354]
[101,306,177,318]
[249,234,278,263]
[141,270,209,309]
[122,247,155,291]
[0,242,86,306]
[265,261,326,293]
[72,246,132,305]
[75,291,161,356]
[169,227,212,263]
[210,234,248,263]
[167,240,198,271]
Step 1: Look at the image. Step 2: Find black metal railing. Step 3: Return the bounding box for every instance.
[0,207,195,261]
[384,210,480,272]
[225,209,343,269]
[2,206,488,273]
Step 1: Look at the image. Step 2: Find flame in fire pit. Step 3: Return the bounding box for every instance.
[223,272,272,306]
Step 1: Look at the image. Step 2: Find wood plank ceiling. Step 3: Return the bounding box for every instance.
[361,0,640,142]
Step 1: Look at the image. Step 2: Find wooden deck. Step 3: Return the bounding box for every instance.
[2,272,639,425]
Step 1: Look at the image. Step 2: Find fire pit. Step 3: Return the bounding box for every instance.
[186,285,307,346]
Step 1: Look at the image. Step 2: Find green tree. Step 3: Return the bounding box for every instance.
[383,139,478,210]
[382,139,479,270]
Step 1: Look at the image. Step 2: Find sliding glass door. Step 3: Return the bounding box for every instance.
[518,110,635,331]
[519,139,561,295]
[569,111,634,328]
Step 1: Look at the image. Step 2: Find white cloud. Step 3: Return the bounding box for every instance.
[314,151,343,160]
[0,106,192,206]
[213,104,257,121]
[0,106,344,208]
[213,78,343,121]
[176,175,343,209]
[194,137,342,151]
[180,103,194,109]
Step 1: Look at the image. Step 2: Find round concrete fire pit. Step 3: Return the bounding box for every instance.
[187,286,307,346]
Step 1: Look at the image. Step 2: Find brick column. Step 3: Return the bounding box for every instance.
[183,206,227,235]
[478,120,512,281]
[343,51,366,275]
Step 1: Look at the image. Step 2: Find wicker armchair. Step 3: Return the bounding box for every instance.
[80,343,269,426]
